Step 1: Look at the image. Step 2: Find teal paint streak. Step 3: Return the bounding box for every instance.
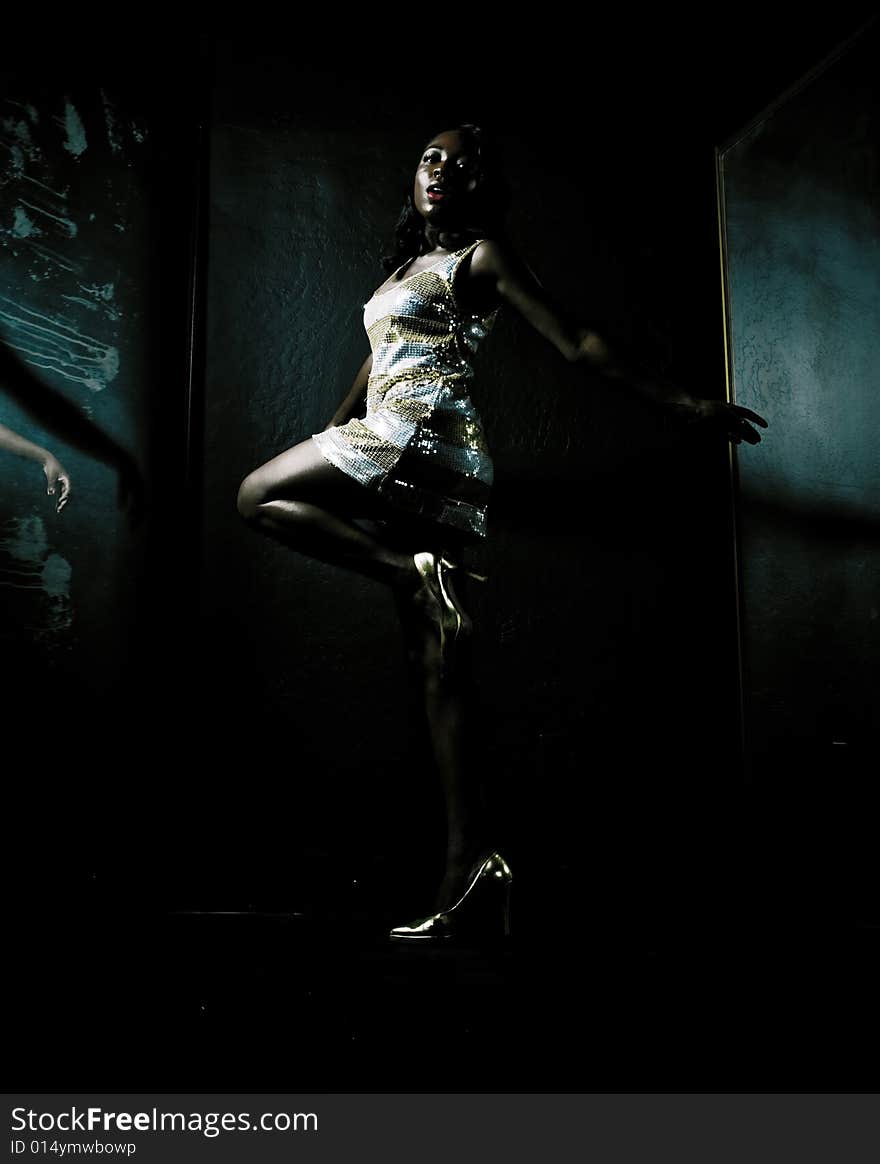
[18,196,77,237]
[12,206,37,237]
[99,89,123,155]
[0,141,25,177]
[20,240,83,274]
[60,99,87,157]
[61,284,121,321]
[0,114,42,166]
[21,173,68,200]
[61,294,97,311]
[4,99,40,126]
[0,296,119,391]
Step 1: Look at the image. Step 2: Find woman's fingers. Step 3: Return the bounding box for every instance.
[735,422,762,445]
[685,399,768,445]
[721,403,767,445]
[57,473,70,510]
[731,404,768,427]
[47,470,71,512]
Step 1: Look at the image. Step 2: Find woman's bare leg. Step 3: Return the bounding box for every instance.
[392,583,493,914]
[236,438,419,587]
[240,439,491,911]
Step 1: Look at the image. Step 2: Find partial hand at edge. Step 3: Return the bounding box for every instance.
[669,399,769,445]
[42,454,71,513]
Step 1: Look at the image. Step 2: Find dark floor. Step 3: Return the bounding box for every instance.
[11,842,880,1092]
[7,682,878,1091]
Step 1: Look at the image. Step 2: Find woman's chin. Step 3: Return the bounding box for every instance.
[422,206,468,233]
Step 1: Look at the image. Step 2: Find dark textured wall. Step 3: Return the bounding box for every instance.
[721,23,878,917]
[723,25,879,763]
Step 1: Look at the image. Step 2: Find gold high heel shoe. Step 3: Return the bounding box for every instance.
[389,851,513,942]
[412,551,488,673]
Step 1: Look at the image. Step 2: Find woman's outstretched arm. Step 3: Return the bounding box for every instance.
[0,421,70,511]
[322,353,373,431]
[471,240,768,445]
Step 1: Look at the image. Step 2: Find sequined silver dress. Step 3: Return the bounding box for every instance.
[311,239,497,539]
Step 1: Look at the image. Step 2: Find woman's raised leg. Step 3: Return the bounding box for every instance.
[236,437,418,588]
[240,440,493,913]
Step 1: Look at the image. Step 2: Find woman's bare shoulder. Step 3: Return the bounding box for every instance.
[474,237,542,297]
[471,237,528,282]
[472,237,516,265]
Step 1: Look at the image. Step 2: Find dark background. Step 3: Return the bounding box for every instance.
[5,11,878,1091]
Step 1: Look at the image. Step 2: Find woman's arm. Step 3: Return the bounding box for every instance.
[0,421,51,462]
[0,422,71,511]
[470,240,767,445]
[322,353,372,431]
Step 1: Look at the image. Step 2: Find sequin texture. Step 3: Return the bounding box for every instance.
[311,239,497,538]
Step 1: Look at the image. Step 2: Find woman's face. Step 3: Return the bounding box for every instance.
[413,129,481,225]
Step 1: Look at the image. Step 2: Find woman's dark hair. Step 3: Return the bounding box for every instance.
[380,123,511,273]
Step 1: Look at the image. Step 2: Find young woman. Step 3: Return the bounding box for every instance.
[236,124,767,942]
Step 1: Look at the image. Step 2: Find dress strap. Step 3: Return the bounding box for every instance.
[446,238,490,317]
[447,238,485,279]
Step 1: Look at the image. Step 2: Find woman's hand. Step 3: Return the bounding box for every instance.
[672,398,768,445]
[41,453,71,512]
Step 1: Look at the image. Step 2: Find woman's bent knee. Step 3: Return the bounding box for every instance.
[236,474,264,522]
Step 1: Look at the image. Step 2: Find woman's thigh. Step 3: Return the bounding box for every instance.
[243,438,480,554]
[243,437,396,520]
